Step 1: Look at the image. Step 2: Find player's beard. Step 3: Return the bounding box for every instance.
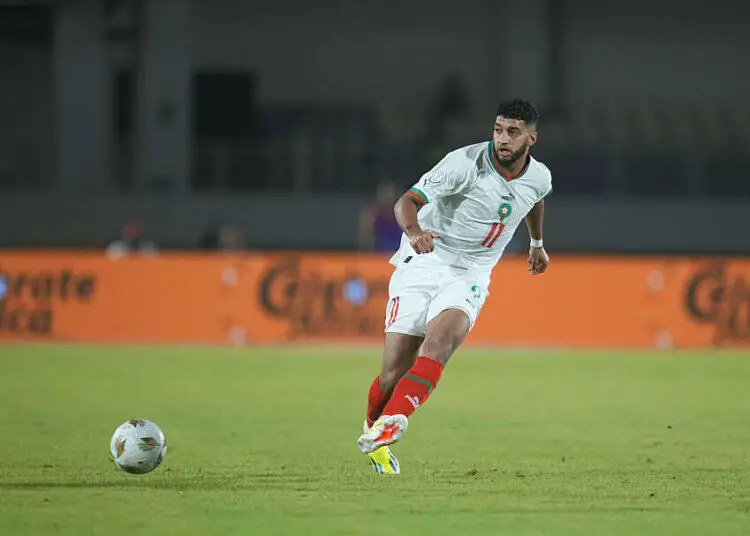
[495,142,528,166]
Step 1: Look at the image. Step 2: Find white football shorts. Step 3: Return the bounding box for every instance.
[384,254,490,337]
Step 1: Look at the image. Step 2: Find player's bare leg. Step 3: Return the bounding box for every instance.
[419,308,471,366]
[363,332,422,474]
[358,309,470,454]
[367,332,423,426]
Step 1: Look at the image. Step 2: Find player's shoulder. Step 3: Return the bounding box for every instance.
[439,142,489,175]
[527,155,553,198]
[529,154,552,178]
[528,155,552,184]
[447,142,487,161]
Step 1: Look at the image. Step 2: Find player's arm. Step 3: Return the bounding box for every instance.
[394,153,470,254]
[524,199,544,242]
[394,192,439,254]
[525,200,550,275]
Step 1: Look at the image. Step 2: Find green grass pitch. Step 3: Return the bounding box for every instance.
[0,344,749,535]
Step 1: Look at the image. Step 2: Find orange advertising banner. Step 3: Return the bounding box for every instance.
[0,251,748,348]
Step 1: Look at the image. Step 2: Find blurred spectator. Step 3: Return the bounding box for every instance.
[359,181,403,253]
[106,221,158,259]
[428,74,472,145]
[421,74,475,169]
[431,74,470,125]
[198,224,245,251]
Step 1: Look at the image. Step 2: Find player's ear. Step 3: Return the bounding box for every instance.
[527,129,537,147]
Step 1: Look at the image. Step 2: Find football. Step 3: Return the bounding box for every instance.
[110,419,167,474]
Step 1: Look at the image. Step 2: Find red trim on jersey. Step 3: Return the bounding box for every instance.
[489,141,530,181]
[387,297,400,326]
[487,223,505,248]
[406,190,426,206]
[481,223,498,247]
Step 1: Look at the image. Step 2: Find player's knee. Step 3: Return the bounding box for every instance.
[420,333,457,365]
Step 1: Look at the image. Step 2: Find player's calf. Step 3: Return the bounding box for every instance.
[374,309,469,420]
[376,356,444,420]
[378,367,403,396]
[357,310,469,457]
[367,332,421,426]
[378,332,422,391]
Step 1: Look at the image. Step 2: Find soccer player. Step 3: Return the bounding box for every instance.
[358,98,552,474]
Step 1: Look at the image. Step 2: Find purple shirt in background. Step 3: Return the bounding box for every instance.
[372,208,403,253]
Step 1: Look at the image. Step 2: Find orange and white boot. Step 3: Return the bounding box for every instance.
[361,420,400,474]
[357,414,408,455]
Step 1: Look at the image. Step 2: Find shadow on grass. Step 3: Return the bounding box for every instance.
[0,473,680,515]
[0,471,325,491]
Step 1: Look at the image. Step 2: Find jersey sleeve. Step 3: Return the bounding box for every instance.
[407,151,473,206]
[537,165,553,201]
[541,182,552,201]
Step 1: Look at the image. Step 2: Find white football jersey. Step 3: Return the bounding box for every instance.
[390,141,552,273]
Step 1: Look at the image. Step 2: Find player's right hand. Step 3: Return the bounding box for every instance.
[408,230,440,254]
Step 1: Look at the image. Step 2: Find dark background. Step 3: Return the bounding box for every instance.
[1,0,748,253]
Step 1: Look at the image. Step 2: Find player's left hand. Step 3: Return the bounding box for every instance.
[528,246,550,276]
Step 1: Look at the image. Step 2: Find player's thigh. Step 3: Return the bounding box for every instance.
[427,275,488,333]
[421,309,471,365]
[422,277,488,364]
[379,331,423,393]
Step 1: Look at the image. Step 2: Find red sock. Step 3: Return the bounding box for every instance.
[366,376,389,428]
[380,357,444,419]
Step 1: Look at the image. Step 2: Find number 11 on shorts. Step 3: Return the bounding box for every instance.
[481,223,505,248]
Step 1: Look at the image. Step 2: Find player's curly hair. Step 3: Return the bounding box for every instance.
[495,98,539,128]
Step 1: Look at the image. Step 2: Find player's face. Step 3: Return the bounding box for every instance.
[493,116,537,166]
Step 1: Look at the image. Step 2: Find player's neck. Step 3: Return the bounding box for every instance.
[492,149,530,181]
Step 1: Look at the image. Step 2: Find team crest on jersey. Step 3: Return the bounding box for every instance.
[498,203,512,222]
[426,171,446,184]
